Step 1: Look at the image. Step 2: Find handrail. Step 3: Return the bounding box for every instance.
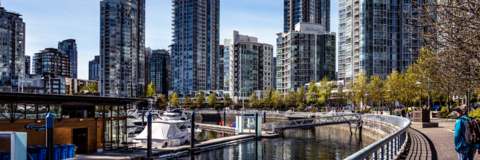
[345,114,411,160]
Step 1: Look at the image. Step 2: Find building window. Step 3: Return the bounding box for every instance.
[0,104,12,120]
[49,105,62,119]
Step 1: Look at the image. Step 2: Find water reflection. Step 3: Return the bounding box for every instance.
[187,125,375,160]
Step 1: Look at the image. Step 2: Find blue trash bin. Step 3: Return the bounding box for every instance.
[0,151,10,160]
[37,146,47,160]
[53,145,62,160]
[60,144,70,159]
[27,146,39,160]
[66,144,75,158]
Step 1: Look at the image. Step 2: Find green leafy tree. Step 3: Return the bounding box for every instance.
[196,91,205,108]
[262,88,274,109]
[353,72,368,107]
[249,93,259,108]
[208,94,217,107]
[307,80,320,107]
[272,90,284,110]
[285,90,297,109]
[146,82,156,97]
[183,96,194,109]
[156,94,168,110]
[296,85,307,110]
[223,94,233,108]
[170,92,180,107]
[89,83,99,92]
[318,77,334,108]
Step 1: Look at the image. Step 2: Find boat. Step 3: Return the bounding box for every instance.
[132,112,161,126]
[132,120,202,148]
[159,108,188,121]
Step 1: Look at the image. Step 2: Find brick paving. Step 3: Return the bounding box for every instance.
[409,118,480,160]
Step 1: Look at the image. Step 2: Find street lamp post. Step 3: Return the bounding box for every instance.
[416,75,431,109]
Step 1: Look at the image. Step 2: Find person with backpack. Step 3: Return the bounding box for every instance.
[455,105,480,160]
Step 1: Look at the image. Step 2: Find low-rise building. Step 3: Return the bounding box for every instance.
[23,74,66,95]
[224,31,274,102]
[65,78,99,95]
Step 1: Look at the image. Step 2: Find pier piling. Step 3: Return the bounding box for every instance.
[147,112,152,157]
[190,111,195,149]
[255,112,258,139]
[46,113,53,160]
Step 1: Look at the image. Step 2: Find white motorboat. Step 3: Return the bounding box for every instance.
[133,120,202,148]
[132,112,161,126]
[159,108,188,121]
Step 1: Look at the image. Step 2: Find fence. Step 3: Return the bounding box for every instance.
[345,114,411,160]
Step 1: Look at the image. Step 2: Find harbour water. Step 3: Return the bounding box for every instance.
[183,124,376,160]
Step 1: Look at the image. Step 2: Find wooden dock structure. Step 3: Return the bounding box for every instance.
[197,123,237,133]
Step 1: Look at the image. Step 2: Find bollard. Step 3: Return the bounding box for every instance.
[255,112,258,138]
[46,113,54,160]
[142,111,145,127]
[263,112,266,123]
[147,112,152,157]
[223,111,226,126]
[190,111,195,149]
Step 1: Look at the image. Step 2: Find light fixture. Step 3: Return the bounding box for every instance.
[110,118,114,120]
[387,89,392,92]
[78,119,83,122]
[416,81,423,85]
[35,120,41,123]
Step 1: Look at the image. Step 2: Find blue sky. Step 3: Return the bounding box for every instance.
[3,0,338,79]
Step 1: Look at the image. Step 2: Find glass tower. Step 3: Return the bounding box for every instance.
[0,6,25,89]
[100,0,146,97]
[284,0,330,32]
[58,39,77,79]
[89,56,100,81]
[25,56,30,75]
[276,23,336,93]
[224,31,274,101]
[337,0,421,82]
[149,50,170,95]
[172,0,220,96]
[33,48,70,77]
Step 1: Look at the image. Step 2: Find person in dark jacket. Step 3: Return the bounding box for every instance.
[455,105,480,160]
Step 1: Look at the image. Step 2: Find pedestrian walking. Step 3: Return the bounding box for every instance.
[454,105,480,160]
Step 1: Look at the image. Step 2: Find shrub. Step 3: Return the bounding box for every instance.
[214,104,222,110]
[469,108,480,120]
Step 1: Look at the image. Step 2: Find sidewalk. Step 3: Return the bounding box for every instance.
[411,118,480,160]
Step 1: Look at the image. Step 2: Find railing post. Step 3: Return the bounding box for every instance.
[390,140,393,159]
[373,151,377,160]
[380,146,384,160]
[385,143,389,159]
[393,136,397,156]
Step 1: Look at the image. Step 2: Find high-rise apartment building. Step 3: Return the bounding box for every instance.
[337,0,421,82]
[25,55,30,75]
[89,55,100,81]
[58,39,77,79]
[33,48,70,77]
[100,0,146,97]
[276,23,336,93]
[284,0,331,32]
[149,49,170,95]
[144,47,152,89]
[216,45,224,90]
[0,6,25,88]
[224,31,274,101]
[171,0,220,95]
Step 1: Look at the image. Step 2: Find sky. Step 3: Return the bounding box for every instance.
[3,0,338,79]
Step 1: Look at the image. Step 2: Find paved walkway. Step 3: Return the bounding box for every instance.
[409,118,480,160]
[402,128,434,160]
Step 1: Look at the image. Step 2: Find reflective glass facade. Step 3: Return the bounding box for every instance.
[100,0,146,97]
[276,23,335,93]
[149,49,170,95]
[284,0,330,32]
[337,0,421,82]
[0,7,25,88]
[172,0,220,96]
[58,39,77,79]
[33,48,70,77]
[25,55,30,75]
[89,56,100,81]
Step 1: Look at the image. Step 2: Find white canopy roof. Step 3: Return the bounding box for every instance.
[134,123,181,140]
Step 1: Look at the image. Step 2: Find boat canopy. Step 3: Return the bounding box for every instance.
[134,122,186,140]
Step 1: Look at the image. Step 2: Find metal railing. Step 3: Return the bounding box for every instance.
[263,114,361,133]
[345,114,411,160]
